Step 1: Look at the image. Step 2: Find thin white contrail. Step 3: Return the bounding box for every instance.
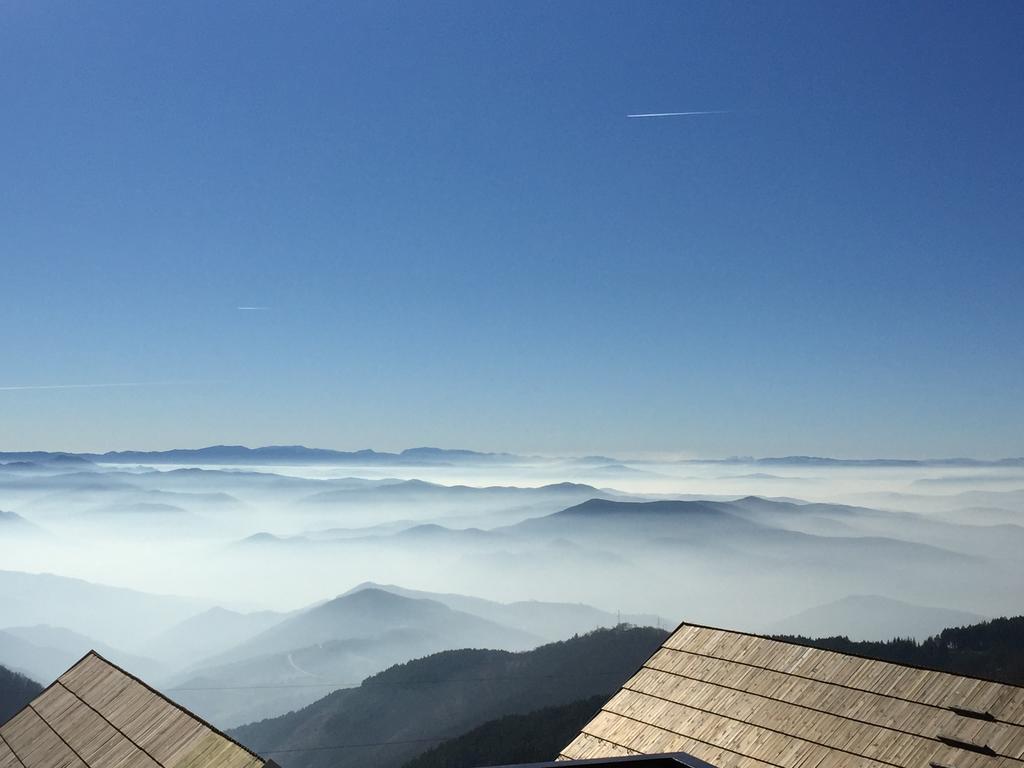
[237,306,270,311]
[0,382,152,392]
[626,110,732,118]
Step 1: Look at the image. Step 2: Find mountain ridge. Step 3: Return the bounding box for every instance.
[230,625,668,768]
[169,589,546,725]
[769,595,986,641]
[4,447,1023,468]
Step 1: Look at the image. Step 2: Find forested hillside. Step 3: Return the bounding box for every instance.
[401,695,606,768]
[776,615,1024,685]
[231,625,666,768]
[0,664,42,722]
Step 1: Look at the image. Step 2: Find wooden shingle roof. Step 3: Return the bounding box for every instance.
[561,623,1024,768]
[0,651,267,768]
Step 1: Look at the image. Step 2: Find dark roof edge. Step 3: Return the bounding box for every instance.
[492,752,716,768]
[671,619,1024,692]
[70,650,267,764]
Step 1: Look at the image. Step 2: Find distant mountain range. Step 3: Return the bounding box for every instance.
[5,446,524,466]
[148,606,291,669]
[159,582,664,727]
[0,453,95,469]
[2,446,1021,467]
[169,588,546,726]
[769,595,985,641]
[300,479,613,506]
[342,583,659,641]
[244,495,982,570]
[0,570,207,652]
[222,588,540,661]
[0,625,162,683]
[691,456,1024,467]
[237,494,1004,631]
[504,497,979,568]
[296,480,624,525]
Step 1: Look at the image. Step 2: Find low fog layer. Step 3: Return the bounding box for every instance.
[1,447,1021,726]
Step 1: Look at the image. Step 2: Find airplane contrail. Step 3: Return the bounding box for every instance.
[237,306,270,311]
[626,110,732,118]
[0,382,153,392]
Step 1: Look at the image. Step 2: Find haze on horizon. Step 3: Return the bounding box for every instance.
[1,445,1021,727]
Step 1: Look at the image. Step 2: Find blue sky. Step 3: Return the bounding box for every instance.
[2,0,1022,457]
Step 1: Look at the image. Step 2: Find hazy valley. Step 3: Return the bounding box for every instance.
[1,447,1022,730]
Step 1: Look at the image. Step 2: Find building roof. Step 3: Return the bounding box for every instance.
[560,622,1024,768]
[0,651,269,768]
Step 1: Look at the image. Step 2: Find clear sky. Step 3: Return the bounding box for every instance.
[2,1,1022,457]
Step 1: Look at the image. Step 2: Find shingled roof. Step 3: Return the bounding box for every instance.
[560,622,1024,768]
[0,651,269,768]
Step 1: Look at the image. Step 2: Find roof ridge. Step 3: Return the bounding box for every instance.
[674,621,1024,692]
[68,649,266,764]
